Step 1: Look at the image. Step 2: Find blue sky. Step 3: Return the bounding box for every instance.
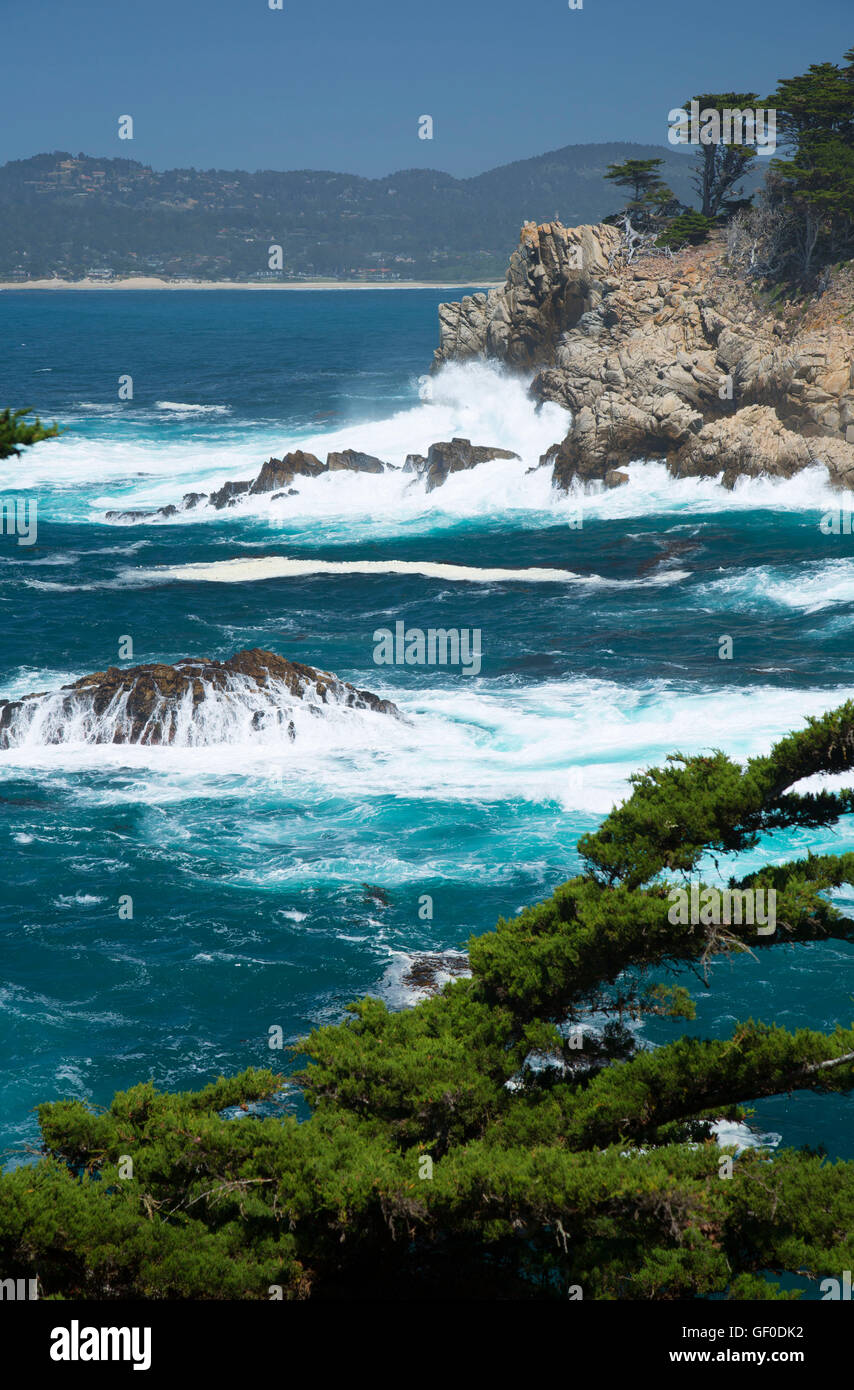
[6,0,851,176]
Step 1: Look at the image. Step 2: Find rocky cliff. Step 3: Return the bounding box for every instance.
[434,220,854,491]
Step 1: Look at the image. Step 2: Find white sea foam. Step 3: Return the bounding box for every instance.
[712,1119,782,1153]
[139,555,585,585]
[155,401,232,416]
[3,676,852,827]
[8,360,845,536]
[132,553,690,588]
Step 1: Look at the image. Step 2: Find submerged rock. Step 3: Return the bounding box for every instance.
[0,648,400,749]
[362,883,390,907]
[400,952,471,997]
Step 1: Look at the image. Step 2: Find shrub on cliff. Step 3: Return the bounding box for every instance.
[656,210,715,249]
[2,704,854,1298]
[604,158,680,236]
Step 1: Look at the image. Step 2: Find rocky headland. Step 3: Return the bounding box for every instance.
[0,648,399,748]
[434,220,854,491]
[105,224,854,517]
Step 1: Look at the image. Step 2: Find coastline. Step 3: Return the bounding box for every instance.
[0,276,503,292]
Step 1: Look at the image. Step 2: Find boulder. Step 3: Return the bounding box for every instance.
[405,438,519,491]
[326,449,386,473]
[248,451,324,495]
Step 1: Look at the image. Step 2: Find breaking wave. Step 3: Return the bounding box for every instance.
[8,360,846,542]
[700,558,854,614]
[3,675,852,829]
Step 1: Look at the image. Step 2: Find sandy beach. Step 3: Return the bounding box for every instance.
[0,276,502,292]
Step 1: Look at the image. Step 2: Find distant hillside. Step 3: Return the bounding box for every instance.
[0,144,760,282]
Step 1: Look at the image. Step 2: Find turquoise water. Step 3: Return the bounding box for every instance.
[1,288,853,1165]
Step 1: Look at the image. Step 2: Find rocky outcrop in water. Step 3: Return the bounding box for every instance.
[249,450,326,497]
[0,649,400,748]
[105,449,392,520]
[105,436,520,520]
[434,220,854,491]
[403,438,520,492]
[399,951,472,1001]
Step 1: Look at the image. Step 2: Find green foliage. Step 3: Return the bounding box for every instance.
[766,48,854,273]
[0,146,714,283]
[683,92,761,218]
[604,158,681,234]
[605,159,666,203]
[4,701,854,1298]
[0,406,60,460]
[656,210,715,249]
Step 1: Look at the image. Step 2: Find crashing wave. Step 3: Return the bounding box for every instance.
[0,648,399,749]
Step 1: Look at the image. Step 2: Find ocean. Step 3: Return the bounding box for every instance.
[1,288,852,1167]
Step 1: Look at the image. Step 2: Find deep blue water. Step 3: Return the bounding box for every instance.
[1,288,852,1173]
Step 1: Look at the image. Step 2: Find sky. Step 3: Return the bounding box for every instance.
[5,0,851,178]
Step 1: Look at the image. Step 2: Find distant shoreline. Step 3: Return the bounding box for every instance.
[0,276,503,292]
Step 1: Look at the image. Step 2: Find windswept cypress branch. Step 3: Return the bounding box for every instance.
[492,1024,854,1152]
[4,700,854,1297]
[754,700,854,797]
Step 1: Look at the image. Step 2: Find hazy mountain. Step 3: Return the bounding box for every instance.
[0,143,759,281]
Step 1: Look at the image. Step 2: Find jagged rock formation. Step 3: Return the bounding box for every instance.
[0,649,399,748]
[247,450,326,498]
[105,437,520,520]
[433,222,621,369]
[403,438,519,492]
[434,220,854,490]
[105,448,391,520]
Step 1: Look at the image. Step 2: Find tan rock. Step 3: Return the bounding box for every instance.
[434,221,854,493]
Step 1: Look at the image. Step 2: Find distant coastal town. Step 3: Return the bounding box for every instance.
[0,145,705,284]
